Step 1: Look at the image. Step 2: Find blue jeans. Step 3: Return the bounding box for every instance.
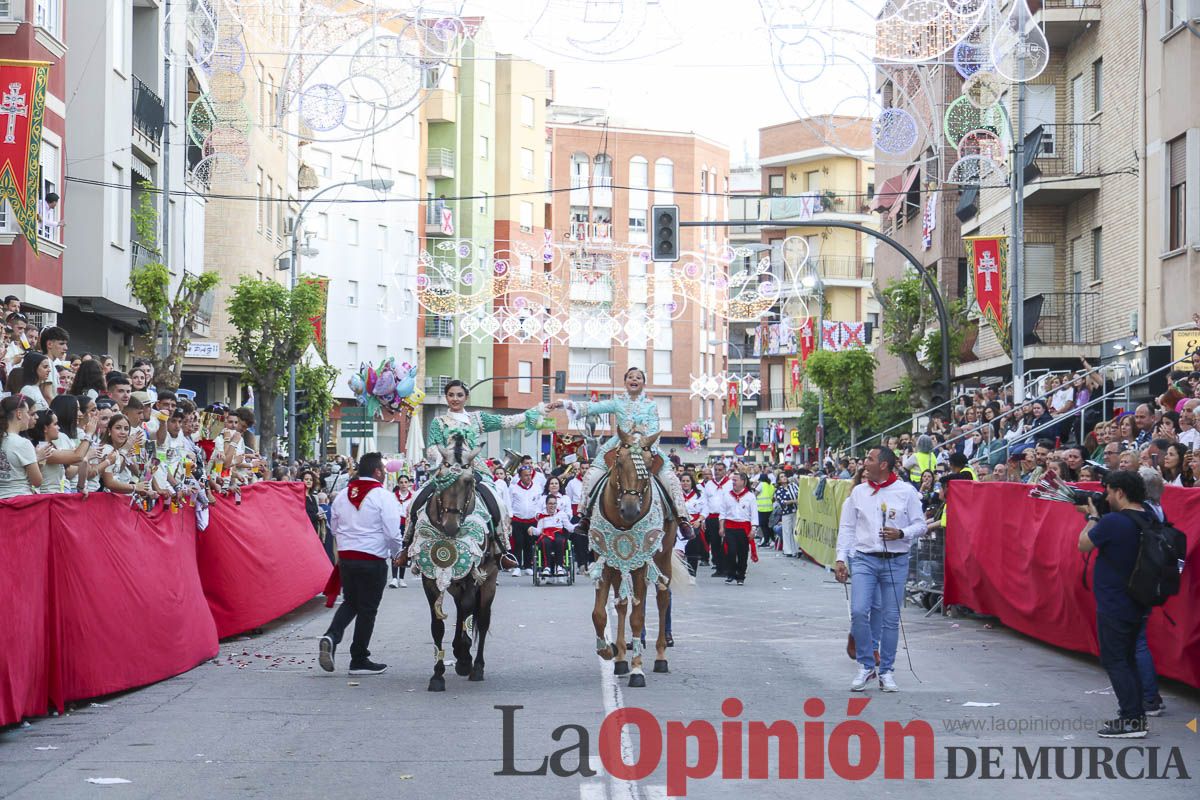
[1097,613,1147,721]
[1135,627,1159,703]
[850,552,908,673]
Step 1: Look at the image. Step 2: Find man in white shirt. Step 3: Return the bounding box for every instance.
[1178,400,1200,451]
[702,461,734,577]
[719,471,758,586]
[508,465,543,577]
[319,453,402,676]
[564,463,585,518]
[835,446,925,693]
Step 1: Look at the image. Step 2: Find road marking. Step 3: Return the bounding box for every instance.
[598,600,641,800]
[580,781,608,800]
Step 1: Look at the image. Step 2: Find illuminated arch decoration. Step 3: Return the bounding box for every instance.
[526,0,682,61]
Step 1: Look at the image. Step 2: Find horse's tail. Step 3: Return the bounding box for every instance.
[667,549,694,597]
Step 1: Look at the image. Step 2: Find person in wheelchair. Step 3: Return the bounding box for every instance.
[534,494,576,581]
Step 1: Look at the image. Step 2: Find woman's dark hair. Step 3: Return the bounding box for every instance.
[19,351,48,387]
[26,410,57,444]
[101,413,130,446]
[919,469,935,487]
[623,367,646,381]
[5,366,24,394]
[70,358,107,396]
[0,395,22,448]
[299,468,320,493]
[50,394,80,439]
[543,475,561,496]
[443,379,469,397]
[1161,443,1192,485]
[76,394,94,421]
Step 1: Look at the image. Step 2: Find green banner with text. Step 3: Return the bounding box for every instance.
[790,476,852,567]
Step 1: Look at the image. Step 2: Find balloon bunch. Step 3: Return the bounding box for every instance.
[348,358,424,417]
[682,422,705,452]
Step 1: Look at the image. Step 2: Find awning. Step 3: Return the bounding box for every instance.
[888,167,921,216]
[868,171,906,211]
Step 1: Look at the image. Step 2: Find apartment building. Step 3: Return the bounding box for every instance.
[726,163,766,448]
[547,116,730,445]
[63,1,205,361]
[0,0,66,318]
[755,117,880,439]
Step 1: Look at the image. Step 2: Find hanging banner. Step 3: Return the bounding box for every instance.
[0,60,50,255]
[301,276,330,359]
[798,317,816,362]
[820,320,869,351]
[726,378,739,418]
[964,235,1011,355]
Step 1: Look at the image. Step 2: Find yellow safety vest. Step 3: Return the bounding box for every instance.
[910,451,936,482]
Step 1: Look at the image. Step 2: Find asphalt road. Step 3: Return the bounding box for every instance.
[3,551,1198,799]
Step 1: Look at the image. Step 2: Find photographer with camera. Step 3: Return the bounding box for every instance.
[1075,470,1151,739]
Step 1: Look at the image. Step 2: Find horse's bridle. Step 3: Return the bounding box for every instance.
[611,442,651,502]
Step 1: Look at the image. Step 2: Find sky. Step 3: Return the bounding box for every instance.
[455,0,871,163]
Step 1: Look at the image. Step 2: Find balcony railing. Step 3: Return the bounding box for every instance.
[130,240,159,270]
[425,203,453,235]
[568,362,612,385]
[568,221,613,243]
[132,75,165,146]
[427,148,454,179]
[770,256,876,285]
[424,316,454,339]
[1030,292,1099,345]
[1028,123,1101,179]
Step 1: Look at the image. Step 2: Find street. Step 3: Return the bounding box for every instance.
[3,553,1198,800]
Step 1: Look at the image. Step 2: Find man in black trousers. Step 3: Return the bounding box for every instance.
[319,452,402,675]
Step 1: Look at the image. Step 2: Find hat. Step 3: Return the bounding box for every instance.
[131,391,152,405]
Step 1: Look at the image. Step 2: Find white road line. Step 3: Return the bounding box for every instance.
[598,600,641,800]
[580,781,608,800]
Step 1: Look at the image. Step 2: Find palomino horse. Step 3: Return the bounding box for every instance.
[589,429,680,688]
[408,433,499,691]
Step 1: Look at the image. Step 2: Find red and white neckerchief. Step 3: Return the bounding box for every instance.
[518,479,533,491]
[730,487,751,500]
[868,474,899,495]
[715,475,731,488]
[684,490,698,501]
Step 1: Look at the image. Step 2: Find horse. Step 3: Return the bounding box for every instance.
[408,433,499,691]
[588,428,682,688]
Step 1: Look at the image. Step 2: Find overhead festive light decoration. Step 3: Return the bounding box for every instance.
[690,373,762,401]
[990,0,1050,82]
[527,0,682,61]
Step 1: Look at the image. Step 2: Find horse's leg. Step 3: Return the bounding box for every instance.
[470,565,497,681]
[627,566,649,688]
[593,570,615,660]
[613,576,630,676]
[452,582,477,677]
[425,579,447,692]
[654,522,676,673]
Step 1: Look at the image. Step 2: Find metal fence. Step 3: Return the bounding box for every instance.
[1032,291,1099,345]
[132,75,165,144]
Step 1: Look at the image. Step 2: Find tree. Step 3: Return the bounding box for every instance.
[803,348,878,449]
[127,180,220,390]
[876,272,970,408]
[295,362,338,458]
[226,276,325,459]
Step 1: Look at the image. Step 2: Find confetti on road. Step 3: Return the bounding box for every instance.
[34,746,59,751]
[86,778,131,785]
[961,702,1000,707]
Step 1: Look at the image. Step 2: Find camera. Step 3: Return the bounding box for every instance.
[1067,487,1109,516]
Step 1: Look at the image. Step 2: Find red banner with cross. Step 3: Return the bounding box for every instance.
[0,60,49,254]
[965,235,1007,324]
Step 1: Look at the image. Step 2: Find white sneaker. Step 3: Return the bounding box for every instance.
[540,568,551,577]
[851,666,875,692]
[523,568,534,576]
[688,575,697,586]
[879,672,899,692]
[388,578,399,589]
[398,579,407,588]
[511,568,521,577]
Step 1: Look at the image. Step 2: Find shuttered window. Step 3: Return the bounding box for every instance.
[1168,136,1186,251]
[1024,243,1056,299]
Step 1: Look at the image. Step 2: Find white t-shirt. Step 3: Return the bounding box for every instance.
[39,432,76,494]
[20,384,49,412]
[0,433,38,499]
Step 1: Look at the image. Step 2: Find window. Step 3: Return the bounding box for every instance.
[377,224,388,250]
[805,170,821,192]
[35,0,60,38]
[628,348,646,371]
[629,156,648,187]
[519,201,534,232]
[347,280,359,306]
[654,396,672,430]
[594,154,612,186]
[1027,84,1056,155]
[1092,59,1103,113]
[39,140,59,240]
[629,210,647,233]
[347,218,359,245]
[256,168,265,232]
[478,79,491,105]
[654,158,674,189]
[520,95,535,126]
[476,357,487,382]
[376,285,388,311]
[112,2,125,71]
[347,342,358,369]
[0,1,12,17]
[652,349,672,385]
[518,361,533,393]
[310,149,331,178]
[315,212,329,240]
[265,177,275,238]
[768,174,785,196]
[479,135,489,159]
[342,157,362,181]
[1168,136,1187,251]
[1091,227,1103,281]
[520,147,535,180]
[110,163,125,246]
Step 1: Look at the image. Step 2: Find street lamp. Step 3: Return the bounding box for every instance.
[709,338,747,454]
[287,178,394,464]
[799,269,826,466]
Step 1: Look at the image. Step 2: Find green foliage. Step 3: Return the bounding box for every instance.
[295,363,338,458]
[226,276,325,458]
[131,179,159,251]
[876,271,970,406]
[803,348,878,440]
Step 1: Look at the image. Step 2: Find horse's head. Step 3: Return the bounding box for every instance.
[429,435,481,536]
[608,428,660,524]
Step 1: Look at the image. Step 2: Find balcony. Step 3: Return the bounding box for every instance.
[425,87,456,123]
[424,375,455,404]
[568,362,612,385]
[427,148,455,180]
[1023,123,1102,206]
[767,194,873,225]
[132,75,165,153]
[569,175,589,205]
[592,175,614,209]
[568,221,613,243]
[423,316,454,347]
[130,240,159,271]
[425,203,453,236]
[1037,0,1101,47]
[1029,292,1099,346]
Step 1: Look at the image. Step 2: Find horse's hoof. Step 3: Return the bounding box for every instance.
[614,660,630,676]
[428,676,446,692]
[454,659,473,677]
[627,673,646,688]
[469,665,485,682]
[653,660,669,674]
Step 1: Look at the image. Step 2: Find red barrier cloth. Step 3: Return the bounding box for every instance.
[198,481,330,638]
[0,496,52,726]
[46,495,217,708]
[946,482,1200,688]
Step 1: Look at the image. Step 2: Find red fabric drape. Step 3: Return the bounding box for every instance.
[946,482,1200,688]
[0,495,52,726]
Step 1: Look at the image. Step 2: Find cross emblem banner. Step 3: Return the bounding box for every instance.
[0,61,50,255]
[965,235,1008,328]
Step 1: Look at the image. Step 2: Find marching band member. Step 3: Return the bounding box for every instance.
[702,461,734,578]
[719,472,759,586]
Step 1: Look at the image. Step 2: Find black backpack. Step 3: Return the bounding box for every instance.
[1119,510,1188,608]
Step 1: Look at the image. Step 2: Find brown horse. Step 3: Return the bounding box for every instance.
[589,429,680,688]
[417,436,499,691]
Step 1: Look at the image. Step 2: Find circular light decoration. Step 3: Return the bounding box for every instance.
[953,34,991,79]
[208,70,247,105]
[873,107,919,155]
[945,154,1006,186]
[493,259,508,275]
[963,70,1004,110]
[203,125,250,163]
[299,83,347,132]
[990,0,1050,82]
[944,96,1009,148]
[208,37,247,74]
[956,129,1008,165]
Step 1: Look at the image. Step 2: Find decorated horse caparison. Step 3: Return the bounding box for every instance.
[404,431,500,691]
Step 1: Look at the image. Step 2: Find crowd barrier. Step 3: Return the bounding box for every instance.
[786,476,1200,689]
[0,482,329,727]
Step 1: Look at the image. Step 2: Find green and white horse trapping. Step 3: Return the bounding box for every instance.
[587,481,667,602]
[410,505,490,592]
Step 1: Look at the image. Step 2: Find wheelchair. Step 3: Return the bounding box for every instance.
[532,532,576,586]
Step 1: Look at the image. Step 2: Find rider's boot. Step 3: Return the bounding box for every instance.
[495,536,519,571]
[677,517,695,541]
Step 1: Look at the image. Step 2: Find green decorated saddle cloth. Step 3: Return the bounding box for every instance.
[409,505,490,591]
[587,496,666,601]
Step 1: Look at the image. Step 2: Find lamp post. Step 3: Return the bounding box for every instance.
[800,270,825,466]
[288,178,393,464]
[709,338,747,453]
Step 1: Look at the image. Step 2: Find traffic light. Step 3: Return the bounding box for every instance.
[554,370,566,394]
[651,204,679,262]
[929,379,948,409]
[295,388,311,428]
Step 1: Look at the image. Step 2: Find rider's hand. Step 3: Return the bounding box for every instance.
[834,561,849,583]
